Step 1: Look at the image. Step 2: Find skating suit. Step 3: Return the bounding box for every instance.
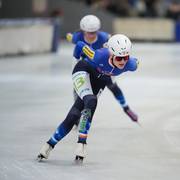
[73,41,138,76]
[66,31,110,50]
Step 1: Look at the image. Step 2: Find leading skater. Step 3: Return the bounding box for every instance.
[37,34,139,163]
[66,15,138,127]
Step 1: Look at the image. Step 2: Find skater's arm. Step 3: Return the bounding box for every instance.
[73,41,95,60]
[66,31,81,44]
[126,57,139,72]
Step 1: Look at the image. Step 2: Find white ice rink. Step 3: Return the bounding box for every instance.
[0,42,180,180]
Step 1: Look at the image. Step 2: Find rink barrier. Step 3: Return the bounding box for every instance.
[0,18,60,56]
[113,18,176,41]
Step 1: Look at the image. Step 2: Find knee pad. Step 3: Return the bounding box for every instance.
[78,109,91,143]
[79,109,91,132]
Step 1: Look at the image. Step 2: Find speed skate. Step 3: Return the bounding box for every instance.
[37,143,53,162]
[74,143,87,163]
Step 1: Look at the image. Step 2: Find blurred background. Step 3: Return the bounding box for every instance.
[0,1,180,180]
[0,0,180,55]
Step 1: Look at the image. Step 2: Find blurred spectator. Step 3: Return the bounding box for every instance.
[166,0,180,20]
[128,0,177,18]
[129,0,146,16]
[84,0,161,17]
[85,0,94,5]
[143,0,159,17]
[50,8,63,18]
[128,0,138,6]
[50,8,63,52]
[92,0,131,16]
[132,0,161,17]
[78,0,180,19]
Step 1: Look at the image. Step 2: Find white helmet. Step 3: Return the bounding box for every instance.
[80,15,101,32]
[107,34,132,57]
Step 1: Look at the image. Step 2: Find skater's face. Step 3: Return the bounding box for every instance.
[112,55,129,69]
[84,31,97,41]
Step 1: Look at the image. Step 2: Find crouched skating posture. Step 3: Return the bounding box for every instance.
[67,15,138,127]
[37,34,139,163]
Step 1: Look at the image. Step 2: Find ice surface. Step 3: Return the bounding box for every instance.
[0,42,180,180]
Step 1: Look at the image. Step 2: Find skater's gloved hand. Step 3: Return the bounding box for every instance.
[66,33,73,42]
[123,106,138,122]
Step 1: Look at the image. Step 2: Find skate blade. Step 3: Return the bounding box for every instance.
[136,121,142,127]
[36,154,45,162]
[74,156,84,164]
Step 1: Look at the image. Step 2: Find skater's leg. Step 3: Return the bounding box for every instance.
[72,69,95,130]
[47,97,84,147]
[75,95,97,161]
[73,89,80,126]
[72,62,102,161]
[37,97,84,161]
[78,95,97,144]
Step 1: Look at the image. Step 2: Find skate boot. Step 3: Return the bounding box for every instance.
[75,143,87,164]
[37,143,53,162]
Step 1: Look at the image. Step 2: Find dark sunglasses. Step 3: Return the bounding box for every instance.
[115,56,129,62]
[86,31,97,35]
